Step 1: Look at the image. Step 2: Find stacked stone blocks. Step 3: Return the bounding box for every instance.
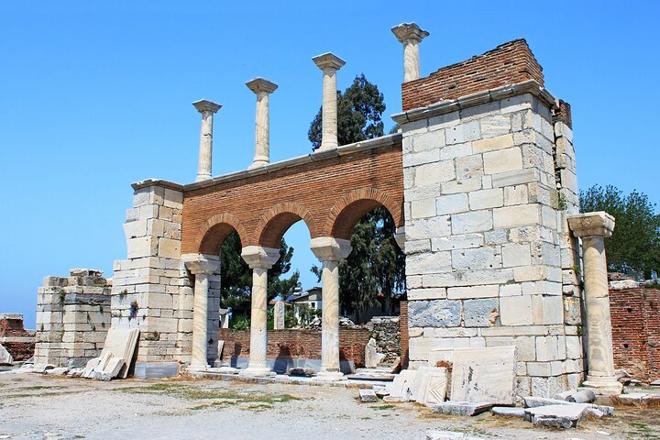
[34,269,111,368]
[398,85,583,396]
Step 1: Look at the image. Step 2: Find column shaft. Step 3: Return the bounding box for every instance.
[321,260,341,372]
[249,267,269,371]
[191,273,209,369]
[403,41,420,82]
[196,111,214,181]
[321,69,338,150]
[253,93,270,165]
[583,236,616,378]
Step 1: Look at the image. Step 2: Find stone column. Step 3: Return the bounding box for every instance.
[183,254,221,371]
[246,78,278,169]
[312,53,345,151]
[192,99,222,182]
[310,237,352,380]
[567,212,622,395]
[391,23,429,83]
[273,295,285,330]
[240,245,280,376]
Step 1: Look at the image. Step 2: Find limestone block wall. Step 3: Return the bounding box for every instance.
[110,182,220,368]
[399,88,583,397]
[34,269,111,368]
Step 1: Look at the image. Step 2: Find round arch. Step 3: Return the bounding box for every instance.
[194,213,249,255]
[327,188,403,240]
[255,202,316,248]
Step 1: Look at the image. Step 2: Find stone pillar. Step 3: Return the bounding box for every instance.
[391,23,429,83]
[246,78,278,169]
[312,53,345,151]
[567,212,622,395]
[273,296,285,330]
[310,237,352,380]
[240,245,280,376]
[192,99,222,182]
[184,254,221,371]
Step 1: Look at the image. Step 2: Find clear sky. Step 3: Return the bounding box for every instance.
[1,1,658,328]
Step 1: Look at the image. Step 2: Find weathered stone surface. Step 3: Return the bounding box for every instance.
[491,406,525,417]
[411,366,449,404]
[524,403,589,428]
[386,369,417,401]
[431,401,495,416]
[359,388,378,402]
[463,299,498,327]
[409,301,461,327]
[0,343,13,365]
[449,346,516,404]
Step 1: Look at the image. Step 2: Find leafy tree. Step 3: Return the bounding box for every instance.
[309,74,406,322]
[220,231,300,327]
[580,185,659,278]
[308,74,386,150]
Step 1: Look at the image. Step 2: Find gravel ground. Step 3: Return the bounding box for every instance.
[0,373,658,440]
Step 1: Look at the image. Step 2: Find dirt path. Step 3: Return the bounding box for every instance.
[0,373,658,439]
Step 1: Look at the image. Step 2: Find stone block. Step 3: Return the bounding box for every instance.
[431,402,495,417]
[463,299,499,327]
[431,234,483,251]
[447,285,499,300]
[386,369,417,401]
[532,296,563,325]
[411,198,436,219]
[501,243,531,267]
[449,346,517,405]
[451,210,492,234]
[535,336,559,361]
[491,169,539,188]
[455,154,483,180]
[445,120,480,145]
[493,205,539,229]
[441,177,482,194]
[503,185,528,206]
[158,238,181,259]
[468,188,503,210]
[440,142,472,161]
[404,149,440,167]
[480,115,511,138]
[451,247,500,270]
[415,161,456,186]
[483,148,522,175]
[500,296,533,326]
[472,133,514,153]
[408,300,461,327]
[406,216,451,240]
[436,193,469,215]
[406,252,452,275]
[408,288,447,300]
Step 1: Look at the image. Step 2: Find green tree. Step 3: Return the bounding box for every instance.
[309,74,406,322]
[580,185,660,278]
[308,74,386,149]
[220,231,300,327]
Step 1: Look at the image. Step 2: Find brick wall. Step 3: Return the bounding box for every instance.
[219,328,371,367]
[402,39,544,111]
[0,314,35,361]
[610,287,660,381]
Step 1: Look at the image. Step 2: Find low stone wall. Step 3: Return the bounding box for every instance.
[219,328,371,368]
[610,286,659,381]
[0,314,35,361]
[34,269,112,368]
[365,315,401,365]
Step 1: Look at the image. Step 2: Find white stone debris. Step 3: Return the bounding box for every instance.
[0,343,14,365]
[426,430,490,440]
[364,338,386,368]
[448,346,516,405]
[359,389,378,403]
[81,328,139,381]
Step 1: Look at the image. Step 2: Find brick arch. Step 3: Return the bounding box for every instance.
[327,188,403,240]
[194,213,248,255]
[255,202,316,248]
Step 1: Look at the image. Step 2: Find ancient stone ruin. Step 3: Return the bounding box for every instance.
[31,22,625,403]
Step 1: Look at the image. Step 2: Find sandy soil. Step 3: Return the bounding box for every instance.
[0,373,658,440]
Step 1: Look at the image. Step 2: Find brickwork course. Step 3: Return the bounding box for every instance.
[0,314,35,361]
[610,286,660,381]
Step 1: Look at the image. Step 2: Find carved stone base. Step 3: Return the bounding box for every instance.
[583,376,623,396]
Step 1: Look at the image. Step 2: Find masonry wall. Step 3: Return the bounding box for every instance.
[0,314,35,361]
[34,269,111,368]
[400,88,583,397]
[111,184,220,368]
[219,328,371,367]
[610,286,660,381]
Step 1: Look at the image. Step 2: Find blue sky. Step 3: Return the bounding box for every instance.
[1,1,658,328]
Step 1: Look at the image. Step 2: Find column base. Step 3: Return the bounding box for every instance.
[582,376,623,396]
[239,367,275,378]
[316,370,345,381]
[248,160,269,170]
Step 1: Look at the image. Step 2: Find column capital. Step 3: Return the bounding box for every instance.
[246,77,278,95]
[391,22,429,44]
[567,212,615,238]
[312,52,346,72]
[193,99,222,114]
[241,245,280,269]
[310,237,352,262]
[182,253,221,275]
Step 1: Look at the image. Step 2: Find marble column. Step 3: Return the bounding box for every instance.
[310,237,352,380]
[183,254,221,371]
[312,53,345,151]
[391,23,429,83]
[246,78,278,169]
[240,245,280,376]
[273,295,285,330]
[192,99,222,182]
[567,212,622,395]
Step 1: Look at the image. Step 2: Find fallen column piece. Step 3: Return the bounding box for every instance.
[79,328,139,381]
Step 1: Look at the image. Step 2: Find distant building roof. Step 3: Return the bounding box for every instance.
[286,286,321,303]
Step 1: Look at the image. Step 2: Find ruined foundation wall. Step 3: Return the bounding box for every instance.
[34,269,111,368]
[0,314,35,361]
